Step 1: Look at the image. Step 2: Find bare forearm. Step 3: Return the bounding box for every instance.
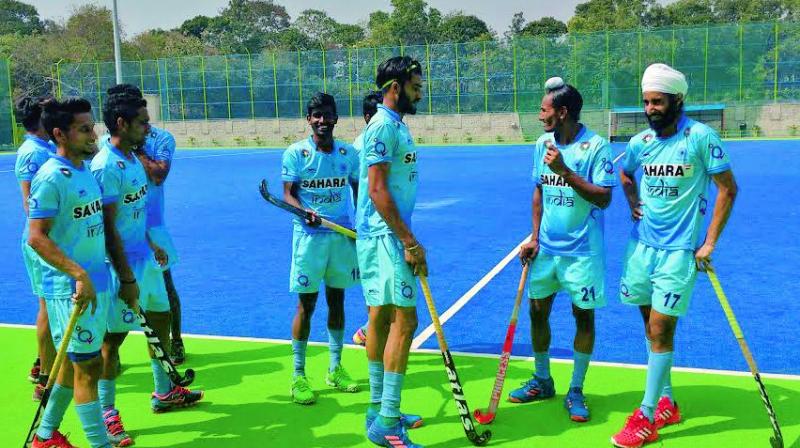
[621,172,640,210]
[371,189,414,244]
[705,187,736,246]
[104,224,134,281]
[562,169,612,208]
[531,187,542,241]
[135,153,169,185]
[20,181,31,215]
[28,235,86,280]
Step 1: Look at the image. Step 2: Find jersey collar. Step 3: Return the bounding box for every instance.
[24,134,53,150]
[377,104,402,123]
[306,136,339,154]
[655,114,689,141]
[552,124,587,148]
[51,154,85,170]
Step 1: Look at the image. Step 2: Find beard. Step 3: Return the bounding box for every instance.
[646,98,683,133]
[398,89,417,115]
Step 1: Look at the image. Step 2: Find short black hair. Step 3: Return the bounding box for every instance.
[107,83,143,98]
[376,56,423,92]
[363,91,382,118]
[546,83,583,122]
[103,93,147,134]
[306,92,337,117]
[41,97,93,141]
[15,95,53,132]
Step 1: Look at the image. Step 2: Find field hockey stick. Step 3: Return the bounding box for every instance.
[258,179,357,238]
[137,312,195,387]
[419,276,492,446]
[707,267,783,448]
[474,261,530,424]
[23,305,81,447]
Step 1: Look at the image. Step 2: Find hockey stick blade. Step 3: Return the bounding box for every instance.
[443,349,492,446]
[138,312,195,387]
[258,179,321,224]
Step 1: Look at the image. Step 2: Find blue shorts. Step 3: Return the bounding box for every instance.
[147,226,179,270]
[110,256,170,315]
[619,239,698,317]
[290,229,358,293]
[527,251,606,309]
[21,239,43,297]
[47,289,111,362]
[356,234,417,308]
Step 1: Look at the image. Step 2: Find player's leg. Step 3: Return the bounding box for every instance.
[509,252,558,403]
[323,233,359,392]
[164,269,185,365]
[289,291,318,404]
[72,355,112,448]
[353,318,369,346]
[34,297,56,400]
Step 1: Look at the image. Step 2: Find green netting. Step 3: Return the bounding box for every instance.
[0,58,14,148]
[52,21,800,122]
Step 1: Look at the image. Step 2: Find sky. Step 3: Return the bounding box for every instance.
[24,0,594,37]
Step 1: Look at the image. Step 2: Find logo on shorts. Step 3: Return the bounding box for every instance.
[59,168,72,178]
[401,282,413,299]
[122,309,135,324]
[699,194,708,215]
[76,326,95,344]
[117,161,126,170]
[620,283,631,298]
[367,289,379,296]
[297,274,309,287]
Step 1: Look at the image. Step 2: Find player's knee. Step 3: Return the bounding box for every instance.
[573,308,595,333]
[74,355,103,388]
[647,321,675,347]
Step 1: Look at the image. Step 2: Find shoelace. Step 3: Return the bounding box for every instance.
[294,379,311,392]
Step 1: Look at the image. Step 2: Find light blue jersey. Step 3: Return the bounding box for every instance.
[141,126,176,228]
[27,156,108,296]
[533,126,617,256]
[282,136,359,234]
[91,140,150,260]
[355,105,418,238]
[15,135,57,238]
[622,115,731,250]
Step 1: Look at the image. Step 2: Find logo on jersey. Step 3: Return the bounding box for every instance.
[684,126,692,137]
[645,179,679,199]
[602,158,614,174]
[123,185,148,204]
[117,161,126,170]
[374,140,387,156]
[339,164,348,174]
[301,177,347,189]
[59,168,72,178]
[642,134,654,143]
[311,190,343,205]
[540,173,571,188]
[580,141,590,150]
[301,149,310,158]
[642,164,693,178]
[28,198,39,210]
[78,189,87,198]
[73,199,102,219]
[339,147,347,156]
[699,194,708,215]
[25,162,39,174]
[401,282,413,299]
[545,190,575,207]
[709,143,725,159]
[404,152,417,164]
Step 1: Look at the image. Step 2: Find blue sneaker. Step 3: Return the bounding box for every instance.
[564,387,590,422]
[508,375,555,403]
[366,407,424,431]
[367,419,424,447]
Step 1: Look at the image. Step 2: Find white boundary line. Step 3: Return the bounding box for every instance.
[410,234,531,350]
[2,322,797,380]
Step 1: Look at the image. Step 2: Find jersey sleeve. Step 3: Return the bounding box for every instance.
[281,148,300,182]
[27,173,60,219]
[697,129,731,175]
[153,132,176,163]
[621,140,641,174]
[531,141,543,185]
[363,122,398,167]
[15,150,49,182]
[348,145,360,183]
[92,163,122,204]
[590,140,618,187]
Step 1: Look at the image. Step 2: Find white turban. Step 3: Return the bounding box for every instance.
[641,63,688,98]
[544,76,565,92]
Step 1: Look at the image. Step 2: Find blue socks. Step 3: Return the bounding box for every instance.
[292,339,308,378]
[75,401,112,447]
[646,338,674,402]
[641,351,674,422]
[379,371,404,425]
[534,351,551,379]
[36,384,73,440]
[98,379,116,411]
[570,351,592,389]
[151,359,172,395]
[368,361,384,406]
[328,328,344,372]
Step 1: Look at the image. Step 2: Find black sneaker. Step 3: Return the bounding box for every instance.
[170,339,185,365]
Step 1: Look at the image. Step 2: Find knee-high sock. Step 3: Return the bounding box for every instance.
[328,329,344,372]
[570,351,592,389]
[292,339,307,378]
[534,351,550,379]
[379,371,404,423]
[75,401,112,447]
[646,338,673,401]
[641,351,674,422]
[35,384,73,440]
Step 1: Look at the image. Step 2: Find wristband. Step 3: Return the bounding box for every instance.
[404,243,420,252]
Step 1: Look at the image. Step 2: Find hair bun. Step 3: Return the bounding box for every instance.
[545,77,565,92]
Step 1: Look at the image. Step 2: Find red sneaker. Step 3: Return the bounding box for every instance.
[655,396,681,429]
[29,359,41,383]
[32,430,78,448]
[32,383,45,401]
[611,408,658,448]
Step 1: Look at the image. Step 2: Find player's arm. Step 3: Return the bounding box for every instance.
[695,170,738,271]
[28,217,96,313]
[350,181,359,204]
[283,181,319,227]
[544,143,611,208]
[19,180,32,215]
[368,162,427,275]
[520,186,543,262]
[134,151,170,186]
[102,202,139,310]
[620,169,643,221]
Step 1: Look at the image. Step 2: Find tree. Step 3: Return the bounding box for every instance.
[127,29,209,59]
[0,0,43,35]
[293,9,338,46]
[437,12,492,43]
[331,23,365,47]
[505,12,526,40]
[276,27,314,50]
[179,15,213,39]
[203,0,291,53]
[568,0,658,32]
[519,17,567,37]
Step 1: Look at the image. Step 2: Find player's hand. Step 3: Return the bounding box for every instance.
[152,244,169,267]
[694,242,714,272]
[519,239,540,264]
[630,201,644,221]
[404,240,428,277]
[544,142,569,176]
[73,272,97,315]
[119,280,140,312]
[305,210,321,227]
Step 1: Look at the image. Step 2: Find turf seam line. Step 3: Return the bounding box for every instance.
[409,234,531,350]
[2,323,798,380]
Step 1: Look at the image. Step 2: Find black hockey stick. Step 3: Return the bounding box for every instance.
[138,312,195,387]
[258,179,357,238]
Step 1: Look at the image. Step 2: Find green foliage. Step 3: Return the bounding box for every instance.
[0,0,42,35]
[519,17,568,37]
[203,0,291,53]
[437,13,492,43]
[179,16,213,39]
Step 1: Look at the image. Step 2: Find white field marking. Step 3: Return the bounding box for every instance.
[613,151,625,164]
[410,234,532,350]
[415,198,461,210]
[2,322,798,380]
